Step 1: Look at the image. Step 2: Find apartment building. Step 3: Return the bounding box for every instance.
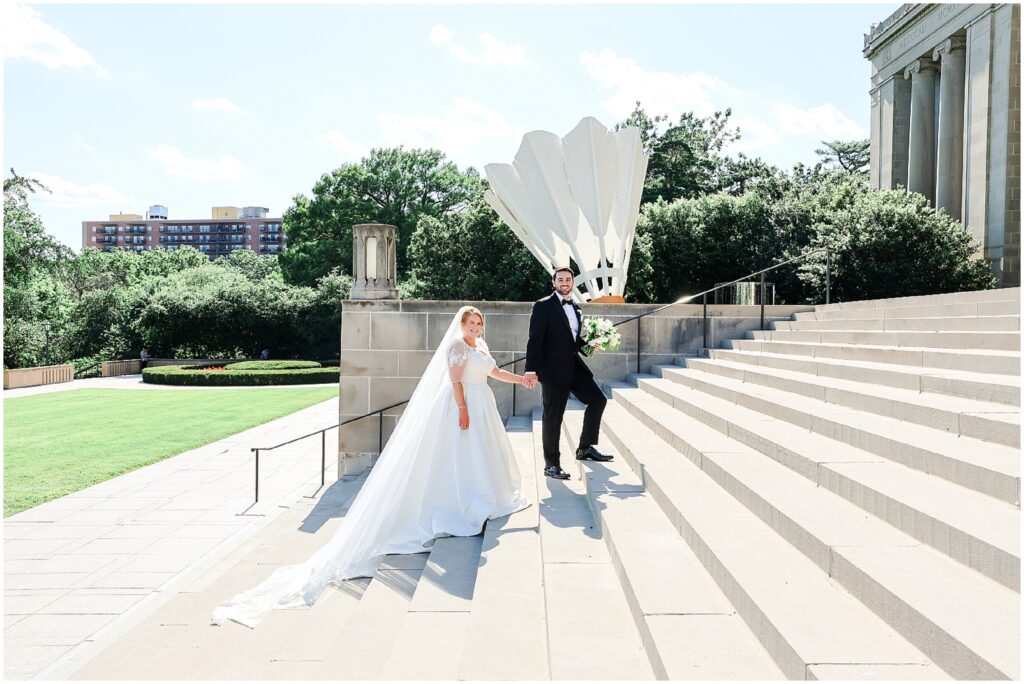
[81,205,286,259]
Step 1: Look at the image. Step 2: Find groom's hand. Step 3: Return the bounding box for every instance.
[523,372,538,389]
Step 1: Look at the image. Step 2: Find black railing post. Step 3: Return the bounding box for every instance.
[378,410,384,454]
[636,316,641,376]
[512,374,517,416]
[760,273,766,330]
[254,449,260,504]
[702,293,708,350]
[826,248,832,305]
[321,431,326,489]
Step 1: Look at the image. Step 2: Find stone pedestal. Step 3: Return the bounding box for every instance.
[350,223,399,300]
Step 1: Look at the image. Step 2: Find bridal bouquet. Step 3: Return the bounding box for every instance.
[580,316,622,357]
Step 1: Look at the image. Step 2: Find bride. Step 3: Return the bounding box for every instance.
[212,306,532,628]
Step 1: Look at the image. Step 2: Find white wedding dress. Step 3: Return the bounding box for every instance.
[212,307,529,628]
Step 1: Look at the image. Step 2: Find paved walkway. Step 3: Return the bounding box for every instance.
[3,375,337,399]
[3,394,341,680]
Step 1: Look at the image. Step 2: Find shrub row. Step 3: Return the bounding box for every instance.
[225,360,322,371]
[142,364,339,386]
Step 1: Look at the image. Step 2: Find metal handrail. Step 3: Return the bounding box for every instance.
[249,247,831,503]
[73,362,102,378]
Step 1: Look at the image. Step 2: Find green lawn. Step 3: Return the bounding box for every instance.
[3,387,337,517]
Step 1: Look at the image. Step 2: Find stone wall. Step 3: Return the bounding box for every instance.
[336,299,813,474]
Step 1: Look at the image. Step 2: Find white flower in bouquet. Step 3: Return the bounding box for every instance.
[580,316,622,357]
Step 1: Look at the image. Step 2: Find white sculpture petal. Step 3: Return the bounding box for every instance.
[484,117,648,301]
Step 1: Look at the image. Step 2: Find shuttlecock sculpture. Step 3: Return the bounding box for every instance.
[484,117,648,302]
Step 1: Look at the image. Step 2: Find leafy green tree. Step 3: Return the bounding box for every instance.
[3,170,74,368]
[815,139,870,175]
[616,103,776,204]
[280,147,482,286]
[796,186,994,302]
[634,192,776,303]
[406,194,550,301]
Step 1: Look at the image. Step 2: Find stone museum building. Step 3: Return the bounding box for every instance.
[865,3,1020,287]
[81,204,285,259]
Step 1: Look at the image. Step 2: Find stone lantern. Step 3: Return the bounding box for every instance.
[350,223,399,300]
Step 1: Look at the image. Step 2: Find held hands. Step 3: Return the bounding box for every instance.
[521,372,538,390]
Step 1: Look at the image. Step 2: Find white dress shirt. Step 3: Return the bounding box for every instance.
[556,291,579,338]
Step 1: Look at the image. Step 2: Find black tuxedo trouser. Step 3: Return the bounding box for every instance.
[541,372,607,469]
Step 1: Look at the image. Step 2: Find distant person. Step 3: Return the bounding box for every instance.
[260,348,270,360]
[140,346,149,371]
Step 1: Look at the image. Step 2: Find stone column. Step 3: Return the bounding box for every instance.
[933,37,968,220]
[905,57,940,203]
[875,75,913,189]
[350,223,399,300]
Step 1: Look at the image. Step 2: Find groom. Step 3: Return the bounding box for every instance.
[524,267,613,480]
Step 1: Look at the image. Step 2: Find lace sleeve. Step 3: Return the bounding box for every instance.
[447,339,471,384]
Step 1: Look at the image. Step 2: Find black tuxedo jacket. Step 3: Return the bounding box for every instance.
[525,292,592,386]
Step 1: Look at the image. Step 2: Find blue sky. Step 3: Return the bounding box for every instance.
[4,2,902,250]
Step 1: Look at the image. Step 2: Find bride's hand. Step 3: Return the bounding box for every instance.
[458,406,469,431]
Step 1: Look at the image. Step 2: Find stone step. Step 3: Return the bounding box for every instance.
[380,536,483,679]
[748,329,1020,352]
[457,421,548,681]
[775,315,1020,332]
[590,392,951,680]
[532,410,655,680]
[635,373,1020,506]
[673,359,1019,447]
[606,388,1018,680]
[815,287,1020,312]
[561,409,785,680]
[727,337,1021,376]
[308,559,426,680]
[707,348,1021,406]
[617,378,1020,590]
[795,299,1020,321]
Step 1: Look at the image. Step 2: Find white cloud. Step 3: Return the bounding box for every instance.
[774,103,864,139]
[430,24,454,46]
[315,130,369,160]
[580,49,722,119]
[580,48,867,160]
[147,146,246,182]
[2,3,107,76]
[380,97,518,161]
[72,134,96,152]
[193,97,239,112]
[24,172,125,208]
[430,24,526,67]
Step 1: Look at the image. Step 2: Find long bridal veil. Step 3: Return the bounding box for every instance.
[212,306,480,628]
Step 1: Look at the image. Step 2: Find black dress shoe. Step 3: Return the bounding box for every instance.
[576,445,614,462]
[544,466,571,480]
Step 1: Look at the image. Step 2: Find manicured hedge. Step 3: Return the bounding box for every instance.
[142,364,339,386]
[225,360,322,371]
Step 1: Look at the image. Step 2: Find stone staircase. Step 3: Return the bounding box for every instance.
[569,286,1020,680]
[66,417,657,680]
[60,287,1019,681]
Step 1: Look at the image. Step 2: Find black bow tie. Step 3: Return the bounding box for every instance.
[561,298,573,305]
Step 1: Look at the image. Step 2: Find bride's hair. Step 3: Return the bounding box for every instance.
[460,306,485,332]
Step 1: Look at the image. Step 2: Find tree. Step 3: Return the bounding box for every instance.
[3,170,74,368]
[616,103,775,204]
[815,139,870,175]
[280,148,482,286]
[634,192,777,304]
[406,194,550,301]
[796,185,994,302]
